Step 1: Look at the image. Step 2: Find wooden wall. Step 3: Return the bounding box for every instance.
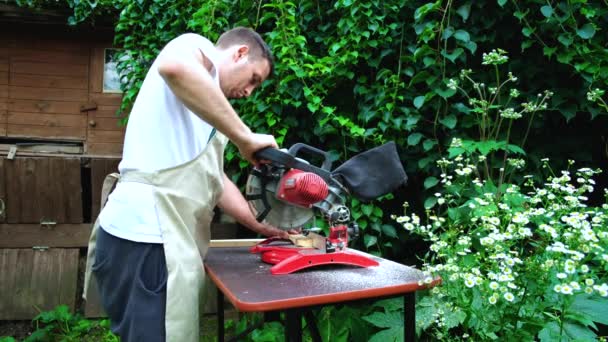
[0,23,126,320]
[0,26,125,156]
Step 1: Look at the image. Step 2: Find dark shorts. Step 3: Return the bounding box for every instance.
[93,227,167,342]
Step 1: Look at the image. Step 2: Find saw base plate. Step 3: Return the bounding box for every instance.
[251,238,379,275]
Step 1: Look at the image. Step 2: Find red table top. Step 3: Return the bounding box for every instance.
[204,246,440,312]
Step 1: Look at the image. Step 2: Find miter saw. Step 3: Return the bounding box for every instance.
[246,142,407,275]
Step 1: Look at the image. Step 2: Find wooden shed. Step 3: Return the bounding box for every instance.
[0,3,124,319]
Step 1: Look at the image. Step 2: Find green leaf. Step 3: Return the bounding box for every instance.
[423,139,437,151]
[364,235,378,248]
[413,96,425,109]
[563,321,597,341]
[558,33,573,47]
[456,3,471,21]
[439,114,457,128]
[381,224,398,238]
[522,27,535,37]
[543,46,557,58]
[569,295,608,325]
[454,30,470,42]
[369,327,403,342]
[363,311,403,328]
[497,0,507,6]
[424,176,439,189]
[435,87,456,99]
[424,196,437,209]
[506,144,526,155]
[463,41,477,54]
[441,48,464,63]
[576,23,596,39]
[362,204,374,216]
[407,133,423,146]
[540,5,553,18]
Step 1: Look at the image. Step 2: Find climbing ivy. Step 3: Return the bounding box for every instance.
[17,0,608,259]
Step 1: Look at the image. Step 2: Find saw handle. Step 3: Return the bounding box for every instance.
[254,144,333,171]
[288,143,332,171]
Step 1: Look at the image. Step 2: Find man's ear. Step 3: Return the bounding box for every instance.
[234,45,250,62]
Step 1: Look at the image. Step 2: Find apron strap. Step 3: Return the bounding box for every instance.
[101,173,120,207]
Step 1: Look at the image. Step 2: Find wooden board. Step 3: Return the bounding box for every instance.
[9,86,88,102]
[9,48,88,65]
[7,124,86,140]
[90,158,120,219]
[4,157,83,223]
[8,99,82,115]
[10,62,88,78]
[0,248,79,320]
[89,47,104,93]
[87,130,125,143]
[86,143,123,156]
[0,224,91,248]
[10,73,88,89]
[0,110,5,137]
[0,71,7,85]
[8,112,86,128]
[0,158,5,222]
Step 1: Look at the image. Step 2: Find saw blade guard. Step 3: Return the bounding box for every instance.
[245,144,343,230]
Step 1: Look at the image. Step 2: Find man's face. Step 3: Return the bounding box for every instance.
[219,46,270,99]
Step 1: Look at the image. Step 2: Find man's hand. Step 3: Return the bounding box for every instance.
[236,132,278,165]
[250,222,300,239]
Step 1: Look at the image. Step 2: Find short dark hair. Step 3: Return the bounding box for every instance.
[216,27,275,77]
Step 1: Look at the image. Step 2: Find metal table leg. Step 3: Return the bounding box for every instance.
[217,288,225,342]
[404,292,416,342]
[285,308,303,342]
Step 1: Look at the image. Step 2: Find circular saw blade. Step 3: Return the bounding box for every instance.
[245,171,314,230]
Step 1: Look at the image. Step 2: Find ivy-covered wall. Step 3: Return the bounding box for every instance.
[17,0,608,259]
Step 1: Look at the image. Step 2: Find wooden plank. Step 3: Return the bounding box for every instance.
[86,143,123,157]
[7,124,86,140]
[9,86,88,102]
[5,157,83,223]
[0,110,5,136]
[0,85,6,98]
[0,71,7,85]
[90,158,120,219]
[0,248,79,320]
[18,39,91,54]
[10,62,88,77]
[88,117,124,130]
[0,143,82,154]
[0,58,7,72]
[89,93,122,106]
[91,108,124,118]
[11,73,87,89]
[8,112,86,128]
[8,99,82,114]
[89,47,104,93]
[0,158,5,222]
[209,239,265,248]
[9,48,88,65]
[88,130,125,143]
[0,224,91,247]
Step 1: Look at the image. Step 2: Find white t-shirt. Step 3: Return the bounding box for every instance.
[99,33,221,243]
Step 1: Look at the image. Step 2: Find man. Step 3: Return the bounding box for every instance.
[83,27,287,342]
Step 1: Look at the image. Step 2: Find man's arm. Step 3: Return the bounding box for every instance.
[157,37,275,164]
[217,173,289,238]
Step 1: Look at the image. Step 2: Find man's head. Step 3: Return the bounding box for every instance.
[215,27,274,99]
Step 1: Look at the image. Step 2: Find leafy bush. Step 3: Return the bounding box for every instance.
[0,305,117,342]
[395,158,608,340]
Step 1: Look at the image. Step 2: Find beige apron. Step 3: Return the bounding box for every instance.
[84,130,228,342]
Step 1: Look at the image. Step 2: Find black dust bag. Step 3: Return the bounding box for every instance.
[331,141,407,201]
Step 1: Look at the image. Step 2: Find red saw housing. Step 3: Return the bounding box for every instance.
[276,169,328,207]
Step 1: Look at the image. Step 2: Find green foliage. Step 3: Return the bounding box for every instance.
[396,158,608,340]
[0,305,118,342]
